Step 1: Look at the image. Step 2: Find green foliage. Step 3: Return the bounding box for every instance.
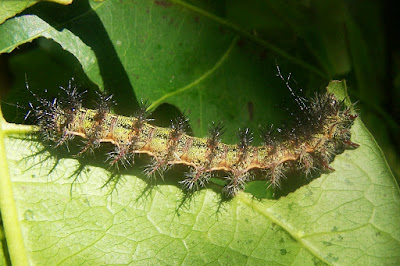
[0,0,399,264]
[0,0,72,25]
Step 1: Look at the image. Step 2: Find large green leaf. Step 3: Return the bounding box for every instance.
[0,0,399,264]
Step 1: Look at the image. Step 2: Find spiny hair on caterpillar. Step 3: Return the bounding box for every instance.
[26,79,359,197]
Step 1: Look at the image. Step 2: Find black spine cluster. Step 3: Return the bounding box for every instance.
[27,79,83,146]
[237,128,253,160]
[134,100,152,128]
[170,114,189,140]
[207,122,225,149]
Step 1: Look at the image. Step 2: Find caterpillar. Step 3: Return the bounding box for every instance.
[27,79,359,197]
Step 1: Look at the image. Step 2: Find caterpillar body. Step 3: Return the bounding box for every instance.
[29,80,359,197]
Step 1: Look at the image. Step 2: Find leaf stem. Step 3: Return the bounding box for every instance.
[169,0,329,78]
[147,35,239,111]
[0,110,29,265]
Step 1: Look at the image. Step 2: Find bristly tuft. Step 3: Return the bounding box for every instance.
[260,125,277,146]
[58,79,86,113]
[143,159,169,180]
[170,114,189,139]
[237,128,253,151]
[94,91,115,117]
[207,121,225,148]
[134,99,152,128]
[180,169,211,191]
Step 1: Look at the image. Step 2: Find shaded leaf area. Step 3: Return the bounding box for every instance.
[1,0,326,142]
[0,227,8,265]
[0,0,399,264]
[223,0,400,178]
[0,14,101,89]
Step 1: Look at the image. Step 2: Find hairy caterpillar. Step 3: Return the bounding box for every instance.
[27,79,359,197]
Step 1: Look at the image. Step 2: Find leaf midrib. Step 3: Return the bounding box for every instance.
[237,193,330,264]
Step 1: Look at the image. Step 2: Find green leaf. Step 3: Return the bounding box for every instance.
[0,0,72,25]
[1,1,399,264]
